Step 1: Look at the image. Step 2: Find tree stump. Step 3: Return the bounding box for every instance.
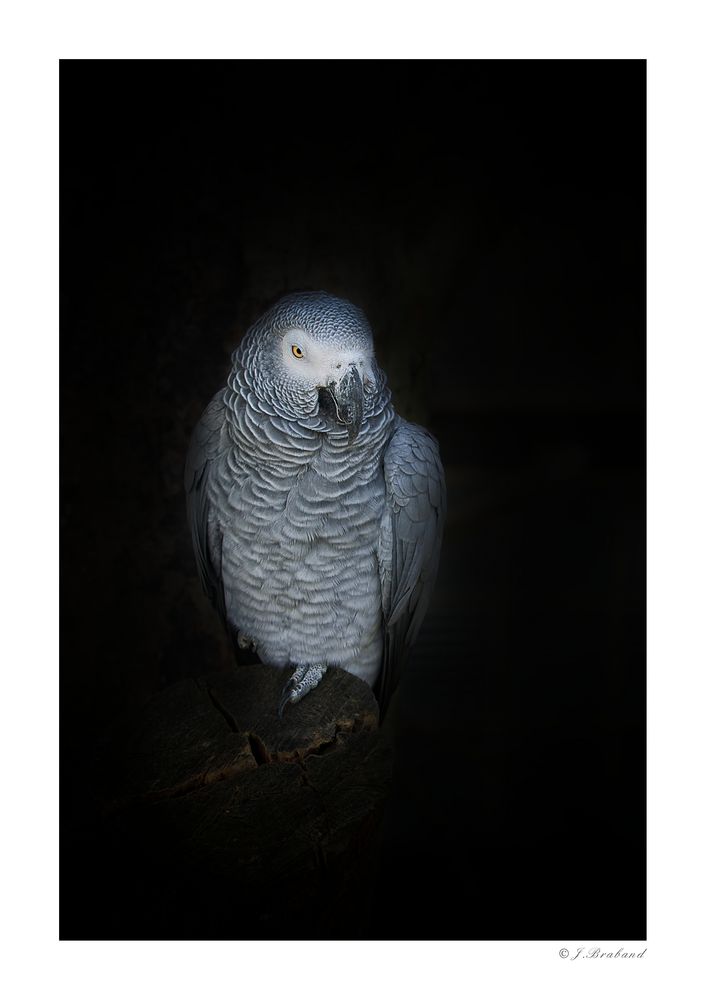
[93,663,394,939]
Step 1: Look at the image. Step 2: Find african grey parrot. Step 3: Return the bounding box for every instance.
[185,291,446,717]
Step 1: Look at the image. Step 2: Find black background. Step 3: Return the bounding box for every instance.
[61,60,645,939]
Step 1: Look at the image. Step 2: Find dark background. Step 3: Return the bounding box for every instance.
[61,60,645,939]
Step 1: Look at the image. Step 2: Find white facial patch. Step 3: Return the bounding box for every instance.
[281,328,374,388]
[281,328,312,364]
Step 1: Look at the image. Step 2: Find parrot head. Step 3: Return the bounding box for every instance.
[235,291,381,443]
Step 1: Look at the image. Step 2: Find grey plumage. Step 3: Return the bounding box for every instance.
[185,291,446,716]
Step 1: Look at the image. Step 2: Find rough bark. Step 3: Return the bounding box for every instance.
[94,663,393,939]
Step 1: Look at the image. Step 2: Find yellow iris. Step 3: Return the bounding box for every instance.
[291,345,304,359]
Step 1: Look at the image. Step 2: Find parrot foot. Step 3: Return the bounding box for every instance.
[237,632,257,651]
[278,663,328,718]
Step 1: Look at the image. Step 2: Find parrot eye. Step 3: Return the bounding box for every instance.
[291,344,304,359]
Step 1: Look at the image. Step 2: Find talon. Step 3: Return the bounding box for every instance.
[237,632,256,651]
[276,664,328,719]
[278,680,295,719]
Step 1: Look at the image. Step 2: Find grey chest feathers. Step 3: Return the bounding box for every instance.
[212,408,394,685]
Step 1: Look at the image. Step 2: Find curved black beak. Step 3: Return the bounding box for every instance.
[320,364,364,444]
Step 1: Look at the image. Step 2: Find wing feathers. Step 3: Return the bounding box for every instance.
[184,391,230,625]
[376,419,446,715]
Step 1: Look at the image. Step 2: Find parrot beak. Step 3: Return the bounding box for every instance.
[320,364,364,444]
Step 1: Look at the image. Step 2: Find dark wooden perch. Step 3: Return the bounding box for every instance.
[95,663,394,939]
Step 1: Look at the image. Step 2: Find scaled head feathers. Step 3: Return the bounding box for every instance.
[233,291,381,438]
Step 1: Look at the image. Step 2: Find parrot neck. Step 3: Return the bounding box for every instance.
[224,361,396,459]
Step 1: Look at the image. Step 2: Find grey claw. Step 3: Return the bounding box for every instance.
[276,663,328,719]
[278,681,294,719]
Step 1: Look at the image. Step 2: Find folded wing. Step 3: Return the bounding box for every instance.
[184,391,230,628]
[376,419,447,716]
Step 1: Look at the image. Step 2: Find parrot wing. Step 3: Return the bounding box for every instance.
[184,390,231,628]
[376,419,446,717]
